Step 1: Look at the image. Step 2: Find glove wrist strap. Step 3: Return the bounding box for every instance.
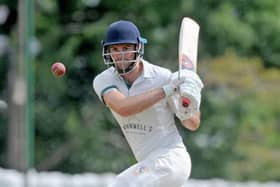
[162,85,173,97]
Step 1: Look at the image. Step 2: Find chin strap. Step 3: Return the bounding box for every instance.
[116,62,136,75]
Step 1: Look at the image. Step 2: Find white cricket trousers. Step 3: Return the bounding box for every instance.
[108,145,191,187]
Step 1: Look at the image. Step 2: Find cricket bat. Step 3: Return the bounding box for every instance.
[178,17,200,107]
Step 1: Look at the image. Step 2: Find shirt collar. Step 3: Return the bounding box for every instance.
[141,60,155,78]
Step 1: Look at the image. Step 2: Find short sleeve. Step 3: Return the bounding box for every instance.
[93,72,118,104]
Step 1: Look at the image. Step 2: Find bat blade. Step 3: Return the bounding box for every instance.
[179,17,200,73]
[178,17,200,107]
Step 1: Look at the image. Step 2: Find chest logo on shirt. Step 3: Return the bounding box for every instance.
[122,123,153,134]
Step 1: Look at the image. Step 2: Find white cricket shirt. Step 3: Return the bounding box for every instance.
[93,60,184,161]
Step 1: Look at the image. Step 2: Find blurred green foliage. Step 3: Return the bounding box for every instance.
[195,52,280,181]
[0,0,279,182]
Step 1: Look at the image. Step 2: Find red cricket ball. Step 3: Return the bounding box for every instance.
[51,62,66,77]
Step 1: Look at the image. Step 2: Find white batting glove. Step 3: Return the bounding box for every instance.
[167,70,203,120]
[179,70,203,115]
[162,73,185,97]
[167,93,192,121]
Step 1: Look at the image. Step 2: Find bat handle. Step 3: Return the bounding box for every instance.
[178,69,190,107]
[181,97,191,108]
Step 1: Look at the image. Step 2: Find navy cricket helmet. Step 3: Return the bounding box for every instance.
[103,20,147,46]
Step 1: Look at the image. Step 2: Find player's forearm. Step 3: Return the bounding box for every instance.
[107,88,166,116]
[181,111,200,131]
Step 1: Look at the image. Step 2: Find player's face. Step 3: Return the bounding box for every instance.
[108,44,137,70]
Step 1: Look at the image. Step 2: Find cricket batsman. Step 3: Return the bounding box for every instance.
[93,20,203,187]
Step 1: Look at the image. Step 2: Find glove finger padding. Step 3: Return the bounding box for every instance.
[168,93,197,121]
[180,83,202,110]
[163,72,186,98]
[167,70,203,121]
[179,70,203,111]
[178,69,203,86]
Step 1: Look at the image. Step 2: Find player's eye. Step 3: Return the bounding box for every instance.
[122,47,129,51]
[109,47,119,53]
[122,46,134,51]
[109,45,135,53]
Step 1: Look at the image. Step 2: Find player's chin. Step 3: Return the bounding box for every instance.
[115,63,129,70]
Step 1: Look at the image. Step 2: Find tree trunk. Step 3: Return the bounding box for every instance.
[6,47,26,171]
[6,0,28,171]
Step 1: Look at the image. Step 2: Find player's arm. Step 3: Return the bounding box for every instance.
[103,76,183,116]
[181,111,200,131]
[103,88,165,116]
